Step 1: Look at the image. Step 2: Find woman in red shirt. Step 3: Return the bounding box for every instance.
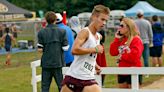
[109,18,143,88]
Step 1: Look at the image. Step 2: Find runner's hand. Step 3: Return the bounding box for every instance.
[96,45,103,54]
[95,65,102,75]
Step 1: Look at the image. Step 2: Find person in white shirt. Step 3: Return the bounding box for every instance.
[61,5,110,92]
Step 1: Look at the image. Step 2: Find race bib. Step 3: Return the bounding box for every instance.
[80,58,95,75]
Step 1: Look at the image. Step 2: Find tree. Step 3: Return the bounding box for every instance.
[8,0,164,17]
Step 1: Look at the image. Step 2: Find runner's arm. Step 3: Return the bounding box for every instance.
[72,29,97,55]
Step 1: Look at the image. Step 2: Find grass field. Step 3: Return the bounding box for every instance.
[0,33,163,92]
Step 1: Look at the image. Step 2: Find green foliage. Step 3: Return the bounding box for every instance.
[147,0,164,10]
[7,0,164,17]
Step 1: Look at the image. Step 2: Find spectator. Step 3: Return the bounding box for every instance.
[61,5,110,92]
[163,41,164,54]
[109,18,143,88]
[11,23,21,39]
[135,9,153,67]
[41,18,47,28]
[56,13,74,66]
[0,27,16,65]
[0,23,4,38]
[150,15,164,67]
[37,11,68,92]
[69,16,81,39]
[0,23,4,49]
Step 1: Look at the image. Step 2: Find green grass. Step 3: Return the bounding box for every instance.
[0,65,31,92]
[0,34,163,92]
[0,52,39,92]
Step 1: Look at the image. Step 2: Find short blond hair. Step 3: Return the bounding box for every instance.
[92,5,110,16]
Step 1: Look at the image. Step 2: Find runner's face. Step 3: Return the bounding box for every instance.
[95,13,109,31]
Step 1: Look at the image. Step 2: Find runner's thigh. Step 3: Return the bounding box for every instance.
[60,85,72,92]
[82,84,101,92]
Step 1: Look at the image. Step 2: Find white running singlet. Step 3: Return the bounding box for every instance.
[66,27,101,80]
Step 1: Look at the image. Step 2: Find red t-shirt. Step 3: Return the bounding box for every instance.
[109,36,143,67]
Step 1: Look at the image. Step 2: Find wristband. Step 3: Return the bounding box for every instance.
[95,47,98,53]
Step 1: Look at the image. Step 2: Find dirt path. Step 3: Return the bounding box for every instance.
[142,77,164,89]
